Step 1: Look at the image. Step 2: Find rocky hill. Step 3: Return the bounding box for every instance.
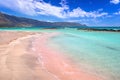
[0,12,86,28]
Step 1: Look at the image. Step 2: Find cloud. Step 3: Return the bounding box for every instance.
[0,0,36,15]
[0,0,108,18]
[114,11,120,15]
[110,0,120,4]
[68,8,108,18]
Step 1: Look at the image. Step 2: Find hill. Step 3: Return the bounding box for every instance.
[0,12,86,28]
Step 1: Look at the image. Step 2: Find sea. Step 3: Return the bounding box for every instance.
[0,27,120,80]
[48,29,120,80]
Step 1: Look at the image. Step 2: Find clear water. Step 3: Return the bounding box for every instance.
[48,29,120,80]
[0,27,120,79]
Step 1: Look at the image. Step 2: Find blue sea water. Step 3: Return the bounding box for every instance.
[48,29,120,80]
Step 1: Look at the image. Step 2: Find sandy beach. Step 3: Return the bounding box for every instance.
[0,31,103,80]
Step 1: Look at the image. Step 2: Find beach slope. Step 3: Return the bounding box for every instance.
[0,31,101,80]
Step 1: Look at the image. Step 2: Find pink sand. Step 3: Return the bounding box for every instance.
[33,32,102,80]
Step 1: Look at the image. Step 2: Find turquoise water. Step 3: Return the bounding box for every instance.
[0,28,120,79]
[48,29,120,80]
[0,27,41,31]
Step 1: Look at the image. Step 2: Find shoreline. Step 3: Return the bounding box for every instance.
[0,30,120,80]
[0,31,103,80]
[32,32,102,80]
[0,27,120,33]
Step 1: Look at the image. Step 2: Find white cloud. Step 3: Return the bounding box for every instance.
[35,1,65,17]
[0,0,36,15]
[68,8,108,18]
[114,11,120,15]
[110,0,120,4]
[0,0,108,18]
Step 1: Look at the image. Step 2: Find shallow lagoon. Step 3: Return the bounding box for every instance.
[48,29,120,80]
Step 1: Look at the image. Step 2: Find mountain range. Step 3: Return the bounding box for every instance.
[0,12,86,28]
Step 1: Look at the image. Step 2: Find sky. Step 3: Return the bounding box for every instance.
[0,0,120,26]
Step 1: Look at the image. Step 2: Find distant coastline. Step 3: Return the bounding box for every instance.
[0,27,120,32]
[77,27,120,32]
[0,12,120,32]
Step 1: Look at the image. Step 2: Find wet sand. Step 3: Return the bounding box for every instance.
[0,31,102,80]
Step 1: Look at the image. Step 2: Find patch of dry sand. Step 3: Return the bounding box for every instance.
[0,31,57,80]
